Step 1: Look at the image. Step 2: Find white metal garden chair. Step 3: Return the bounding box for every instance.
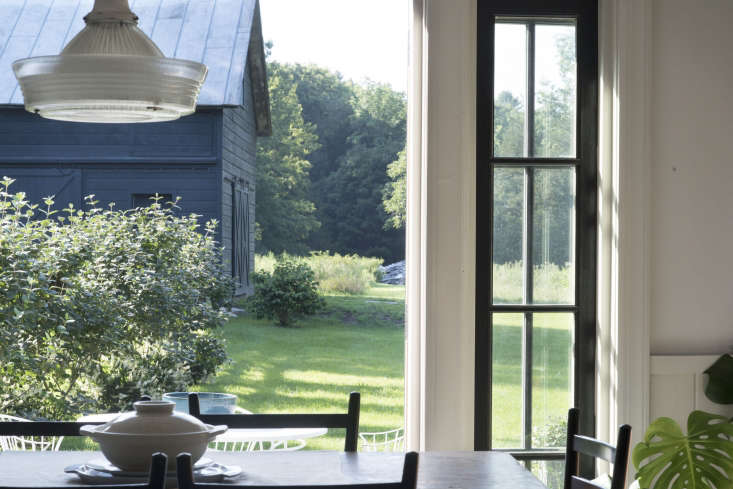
[0,414,64,451]
[359,427,405,452]
[207,407,307,452]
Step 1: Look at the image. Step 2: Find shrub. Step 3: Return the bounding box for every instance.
[0,179,232,419]
[255,251,382,295]
[307,252,382,295]
[248,259,325,326]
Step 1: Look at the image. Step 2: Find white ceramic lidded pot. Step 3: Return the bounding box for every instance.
[80,400,227,472]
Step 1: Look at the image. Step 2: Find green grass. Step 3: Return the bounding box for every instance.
[195,284,406,450]
[491,313,573,448]
[60,281,572,453]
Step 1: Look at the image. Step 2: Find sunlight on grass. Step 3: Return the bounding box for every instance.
[196,278,570,452]
[492,313,573,449]
[198,285,406,450]
[282,370,403,388]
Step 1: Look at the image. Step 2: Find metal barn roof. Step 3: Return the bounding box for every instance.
[0,0,266,109]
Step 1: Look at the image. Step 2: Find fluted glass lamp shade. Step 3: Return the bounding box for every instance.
[12,0,207,123]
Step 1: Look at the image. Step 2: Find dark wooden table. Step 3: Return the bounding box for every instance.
[0,450,547,489]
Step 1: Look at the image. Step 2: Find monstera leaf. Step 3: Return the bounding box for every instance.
[705,354,733,404]
[633,411,733,489]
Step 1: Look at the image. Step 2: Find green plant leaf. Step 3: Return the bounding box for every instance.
[704,354,733,405]
[633,411,733,489]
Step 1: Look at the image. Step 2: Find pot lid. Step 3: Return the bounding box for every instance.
[96,401,210,435]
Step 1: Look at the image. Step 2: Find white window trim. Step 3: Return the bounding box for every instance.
[405,0,477,451]
[405,0,653,455]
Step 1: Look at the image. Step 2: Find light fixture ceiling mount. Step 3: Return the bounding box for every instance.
[12,0,208,123]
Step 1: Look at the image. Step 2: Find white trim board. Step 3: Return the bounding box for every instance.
[650,355,733,429]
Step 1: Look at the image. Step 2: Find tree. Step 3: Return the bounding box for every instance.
[254,54,407,261]
[535,32,576,158]
[255,62,321,255]
[494,91,526,157]
[317,82,407,262]
[285,65,357,252]
[382,149,406,230]
[289,65,356,183]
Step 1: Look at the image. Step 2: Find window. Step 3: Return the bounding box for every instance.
[475,0,598,482]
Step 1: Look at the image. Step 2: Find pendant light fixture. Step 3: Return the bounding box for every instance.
[12,0,208,123]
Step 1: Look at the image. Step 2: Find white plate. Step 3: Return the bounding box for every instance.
[85,457,214,476]
[65,461,241,485]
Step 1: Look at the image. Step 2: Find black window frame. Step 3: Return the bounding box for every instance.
[475,0,598,470]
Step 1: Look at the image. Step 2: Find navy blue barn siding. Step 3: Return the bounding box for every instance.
[220,63,258,295]
[0,109,219,163]
[0,107,254,294]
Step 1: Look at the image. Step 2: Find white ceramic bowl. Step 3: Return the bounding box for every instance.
[80,400,227,472]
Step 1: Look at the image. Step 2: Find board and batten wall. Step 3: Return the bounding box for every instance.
[650,355,733,427]
[649,0,733,355]
[645,0,733,438]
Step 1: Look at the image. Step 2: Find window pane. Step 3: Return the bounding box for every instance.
[530,460,566,489]
[532,313,574,449]
[494,23,527,157]
[493,167,525,304]
[531,168,575,304]
[534,23,577,158]
[491,313,524,448]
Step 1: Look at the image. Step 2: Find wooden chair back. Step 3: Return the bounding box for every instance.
[188,391,361,452]
[564,408,632,489]
[0,452,168,489]
[175,451,419,489]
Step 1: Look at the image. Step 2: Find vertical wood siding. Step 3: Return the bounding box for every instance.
[0,108,222,264]
[0,109,219,162]
[221,65,257,295]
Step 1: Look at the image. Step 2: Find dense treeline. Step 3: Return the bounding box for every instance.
[256,31,574,267]
[255,49,406,263]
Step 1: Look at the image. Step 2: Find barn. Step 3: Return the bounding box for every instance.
[0,0,271,295]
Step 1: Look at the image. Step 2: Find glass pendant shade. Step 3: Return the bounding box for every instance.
[12,0,207,123]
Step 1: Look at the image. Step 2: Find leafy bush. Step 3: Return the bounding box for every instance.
[0,179,232,419]
[249,259,325,326]
[531,417,568,489]
[255,251,382,295]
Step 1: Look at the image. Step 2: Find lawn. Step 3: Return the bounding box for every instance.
[195,282,572,451]
[195,284,406,450]
[491,313,573,448]
[59,282,571,455]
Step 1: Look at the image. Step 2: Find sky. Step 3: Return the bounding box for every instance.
[495,23,575,103]
[259,0,409,93]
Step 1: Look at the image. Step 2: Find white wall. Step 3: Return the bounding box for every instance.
[650,0,733,355]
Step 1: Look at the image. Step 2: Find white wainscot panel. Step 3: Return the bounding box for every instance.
[650,355,733,429]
